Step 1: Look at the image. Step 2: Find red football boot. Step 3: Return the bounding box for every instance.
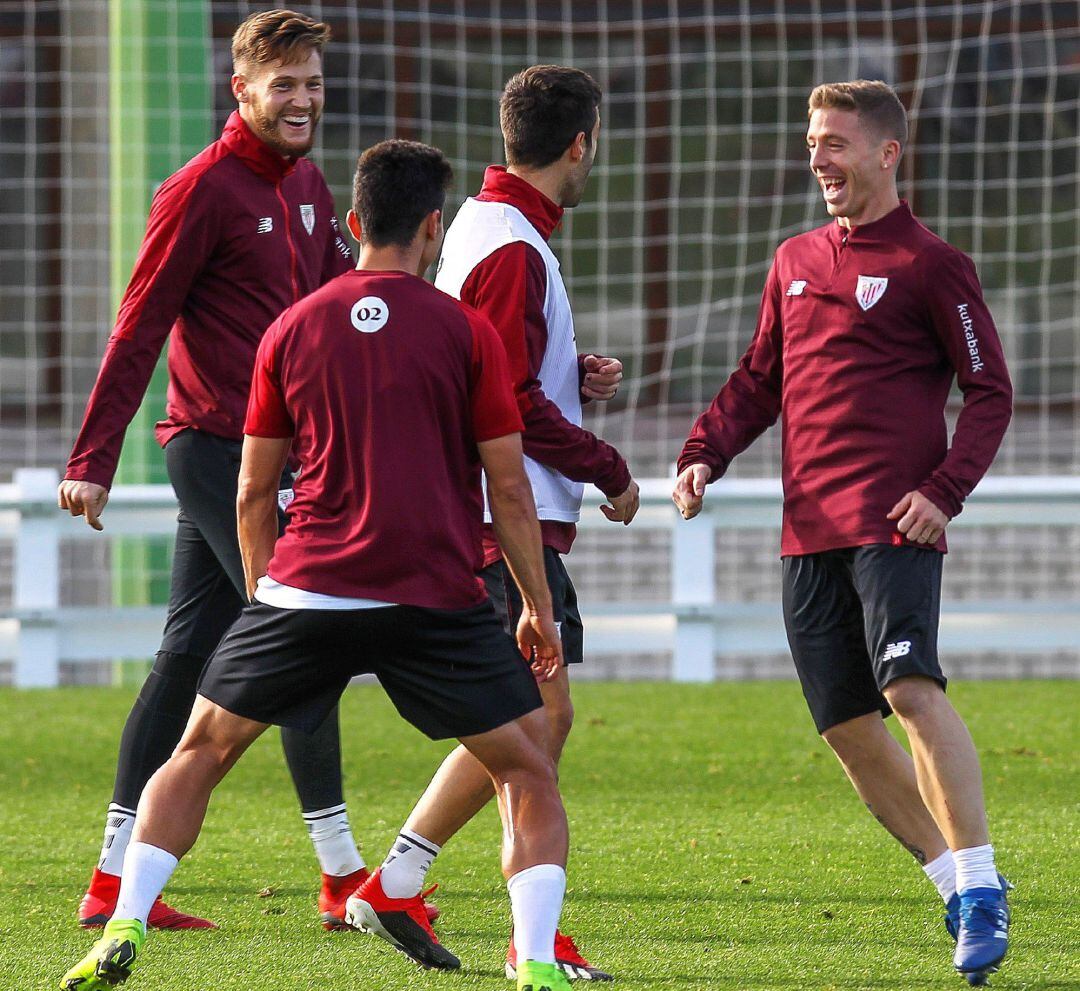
[320,869,440,929]
[78,867,217,930]
[506,928,614,982]
[344,867,459,970]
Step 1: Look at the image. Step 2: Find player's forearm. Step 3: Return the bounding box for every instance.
[487,475,553,615]
[236,487,279,600]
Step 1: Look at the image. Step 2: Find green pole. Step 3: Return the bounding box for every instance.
[109,0,212,676]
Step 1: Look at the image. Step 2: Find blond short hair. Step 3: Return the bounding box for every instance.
[808,79,908,148]
[232,9,331,73]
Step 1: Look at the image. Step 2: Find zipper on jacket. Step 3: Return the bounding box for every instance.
[825,231,848,291]
[275,182,300,301]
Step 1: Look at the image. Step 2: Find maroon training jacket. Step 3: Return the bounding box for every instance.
[678,202,1013,555]
[65,111,352,489]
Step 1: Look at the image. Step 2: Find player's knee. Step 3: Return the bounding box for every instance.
[820,712,881,766]
[882,675,943,721]
[546,697,574,751]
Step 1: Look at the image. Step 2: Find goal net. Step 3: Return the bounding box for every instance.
[1,1,1077,679]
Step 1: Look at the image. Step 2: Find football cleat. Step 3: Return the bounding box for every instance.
[320,868,440,930]
[78,868,216,930]
[945,874,1012,942]
[953,886,1010,986]
[61,917,145,990]
[506,930,614,981]
[515,959,573,991]
[344,867,459,970]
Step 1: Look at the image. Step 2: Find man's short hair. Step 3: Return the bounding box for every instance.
[500,65,602,168]
[808,79,909,148]
[232,9,331,72]
[352,140,453,249]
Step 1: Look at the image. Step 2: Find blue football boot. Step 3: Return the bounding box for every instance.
[953,886,1010,985]
[945,873,1012,942]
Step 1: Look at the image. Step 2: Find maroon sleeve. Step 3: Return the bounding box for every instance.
[63,167,220,488]
[461,241,631,497]
[244,317,295,438]
[464,309,525,441]
[915,245,1013,517]
[678,261,784,478]
[319,180,353,284]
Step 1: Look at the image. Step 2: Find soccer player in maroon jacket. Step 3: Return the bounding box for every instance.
[56,10,368,932]
[389,65,636,982]
[63,138,578,991]
[674,81,1013,983]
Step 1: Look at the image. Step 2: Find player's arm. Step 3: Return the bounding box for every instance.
[59,170,219,528]
[674,262,784,520]
[468,309,561,677]
[578,352,623,401]
[889,246,1014,543]
[238,319,295,599]
[237,435,291,600]
[462,241,638,523]
[480,433,562,679]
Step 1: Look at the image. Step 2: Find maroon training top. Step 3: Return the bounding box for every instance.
[678,202,1013,555]
[65,112,353,489]
[245,270,524,609]
[460,166,630,564]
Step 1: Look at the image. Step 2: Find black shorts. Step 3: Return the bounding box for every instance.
[481,546,584,666]
[782,544,946,734]
[197,600,543,740]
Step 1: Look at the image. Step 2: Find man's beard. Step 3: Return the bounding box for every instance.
[250,101,319,158]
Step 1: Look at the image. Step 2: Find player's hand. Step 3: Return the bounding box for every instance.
[600,478,639,525]
[57,479,109,531]
[672,463,711,520]
[887,490,949,544]
[516,607,563,682]
[581,354,623,401]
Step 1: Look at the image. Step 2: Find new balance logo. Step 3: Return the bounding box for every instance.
[257,217,273,234]
[787,280,807,296]
[882,640,912,661]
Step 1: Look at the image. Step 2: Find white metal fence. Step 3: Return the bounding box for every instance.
[3,468,1079,688]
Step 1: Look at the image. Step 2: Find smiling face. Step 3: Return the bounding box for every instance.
[806,107,900,227]
[232,47,325,159]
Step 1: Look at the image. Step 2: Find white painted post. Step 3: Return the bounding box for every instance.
[13,467,61,687]
[671,506,716,681]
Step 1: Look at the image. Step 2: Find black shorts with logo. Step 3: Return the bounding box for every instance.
[782,544,947,734]
[197,599,543,740]
[481,546,584,666]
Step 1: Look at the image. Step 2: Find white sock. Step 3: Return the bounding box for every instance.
[954,843,1000,894]
[379,829,440,899]
[923,849,957,903]
[97,803,137,876]
[113,842,179,925]
[507,864,567,966]
[302,804,365,876]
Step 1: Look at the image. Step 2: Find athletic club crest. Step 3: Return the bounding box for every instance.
[300,203,315,236]
[855,275,888,311]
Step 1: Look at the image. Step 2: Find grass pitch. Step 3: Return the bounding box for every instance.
[0,681,1076,991]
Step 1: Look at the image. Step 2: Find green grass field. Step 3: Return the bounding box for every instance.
[1,681,1076,991]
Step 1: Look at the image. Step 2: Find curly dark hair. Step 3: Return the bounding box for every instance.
[351,140,454,248]
[500,65,602,168]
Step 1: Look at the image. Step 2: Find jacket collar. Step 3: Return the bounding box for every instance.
[221,111,297,183]
[830,200,914,242]
[475,165,563,241]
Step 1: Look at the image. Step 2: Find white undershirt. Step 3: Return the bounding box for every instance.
[253,575,397,611]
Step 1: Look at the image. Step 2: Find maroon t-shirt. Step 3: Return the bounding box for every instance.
[679,202,1013,555]
[245,269,524,608]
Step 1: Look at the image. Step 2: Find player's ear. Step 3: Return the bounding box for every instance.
[231,73,247,103]
[567,131,587,164]
[425,209,442,241]
[345,209,363,242]
[881,138,901,171]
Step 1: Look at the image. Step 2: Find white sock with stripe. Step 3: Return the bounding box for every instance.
[302,804,365,876]
[113,842,179,925]
[97,803,137,877]
[379,829,440,898]
[923,848,957,903]
[507,864,566,966]
[954,843,1001,894]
